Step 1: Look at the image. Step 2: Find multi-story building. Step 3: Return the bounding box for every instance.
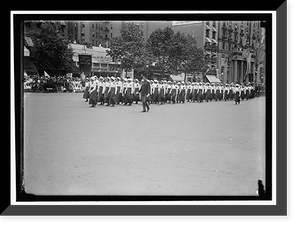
[66,21,104,47]
[107,21,220,81]
[24,20,265,82]
[217,21,262,84]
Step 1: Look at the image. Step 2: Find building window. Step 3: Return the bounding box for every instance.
[212,21,216,28]
[212,31,216,40]
[92,24,94,29]
[111,33,113,38]
[206,30,209,38]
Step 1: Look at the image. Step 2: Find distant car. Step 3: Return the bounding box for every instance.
[36,80,56,92]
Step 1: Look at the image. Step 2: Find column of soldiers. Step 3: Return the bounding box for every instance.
[83,75,257,108]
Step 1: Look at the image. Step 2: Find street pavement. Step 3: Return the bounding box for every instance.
[24,93,266,196]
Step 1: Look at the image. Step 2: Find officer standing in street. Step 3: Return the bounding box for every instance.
[139,75,151,112]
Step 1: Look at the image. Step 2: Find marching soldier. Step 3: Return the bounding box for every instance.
[250,83,255,99]
[97,76,105,105]
[88,76,98,107]
[147,80,152,104]
[115,77,123,104]
[124,78,134,106]
[170,81,177,104]
[220,83,224,101]
[214,83,220,101]
[192,82,197,102]
[244,84,249,100]
[103,77,111,105]
[83,77,90,102]
[211,83,215,101]
[224,84,229,101]
[152,79,159,104]
[121,78,127,105]
[108,76,117,107]
[165,81,172,103]
[186,82,192,102]
[240,84,244,101]
[175,82,181,103]
[229,82,234,101]
[234,83,241,105]
[205,83,211,102]
[158,80,165,105]
[179,81,186,103]
[198,82,204,103]
[133,79,140,104]
[139,75,151,112]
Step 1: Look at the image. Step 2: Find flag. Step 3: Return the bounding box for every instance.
[242,36,247,46]
[80,72,85,80]
[242,48,249,59]
[44,71,50,78]
[66,73,73,78]
[24,70,28,77]
[245,52,252,75]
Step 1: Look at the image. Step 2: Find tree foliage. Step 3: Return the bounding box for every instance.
[27,22,74,75]
[146,27,206,78]
[106,22,146,76]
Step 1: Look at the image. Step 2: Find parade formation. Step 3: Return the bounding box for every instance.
[82,75,258,110]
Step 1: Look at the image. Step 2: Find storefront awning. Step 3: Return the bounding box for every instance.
[24,46,30,56]
[206,74,221,83]
[170,74,184,81]
[23,57,37,72]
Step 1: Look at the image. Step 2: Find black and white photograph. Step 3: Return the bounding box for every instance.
[20,18,269,198]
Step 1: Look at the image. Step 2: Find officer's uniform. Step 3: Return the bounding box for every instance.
[139,78,151,112]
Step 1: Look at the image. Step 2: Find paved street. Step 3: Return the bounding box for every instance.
[24,93,265,196]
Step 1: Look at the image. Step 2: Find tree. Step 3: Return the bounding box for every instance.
[146,27,175,77]
[27,22,74,76]
[146,28,206,81]
[106,22,145,77]
[180,35,207,81]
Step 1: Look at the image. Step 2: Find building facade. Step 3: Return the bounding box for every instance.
[217,21,262,84]
[24,20,265,83]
